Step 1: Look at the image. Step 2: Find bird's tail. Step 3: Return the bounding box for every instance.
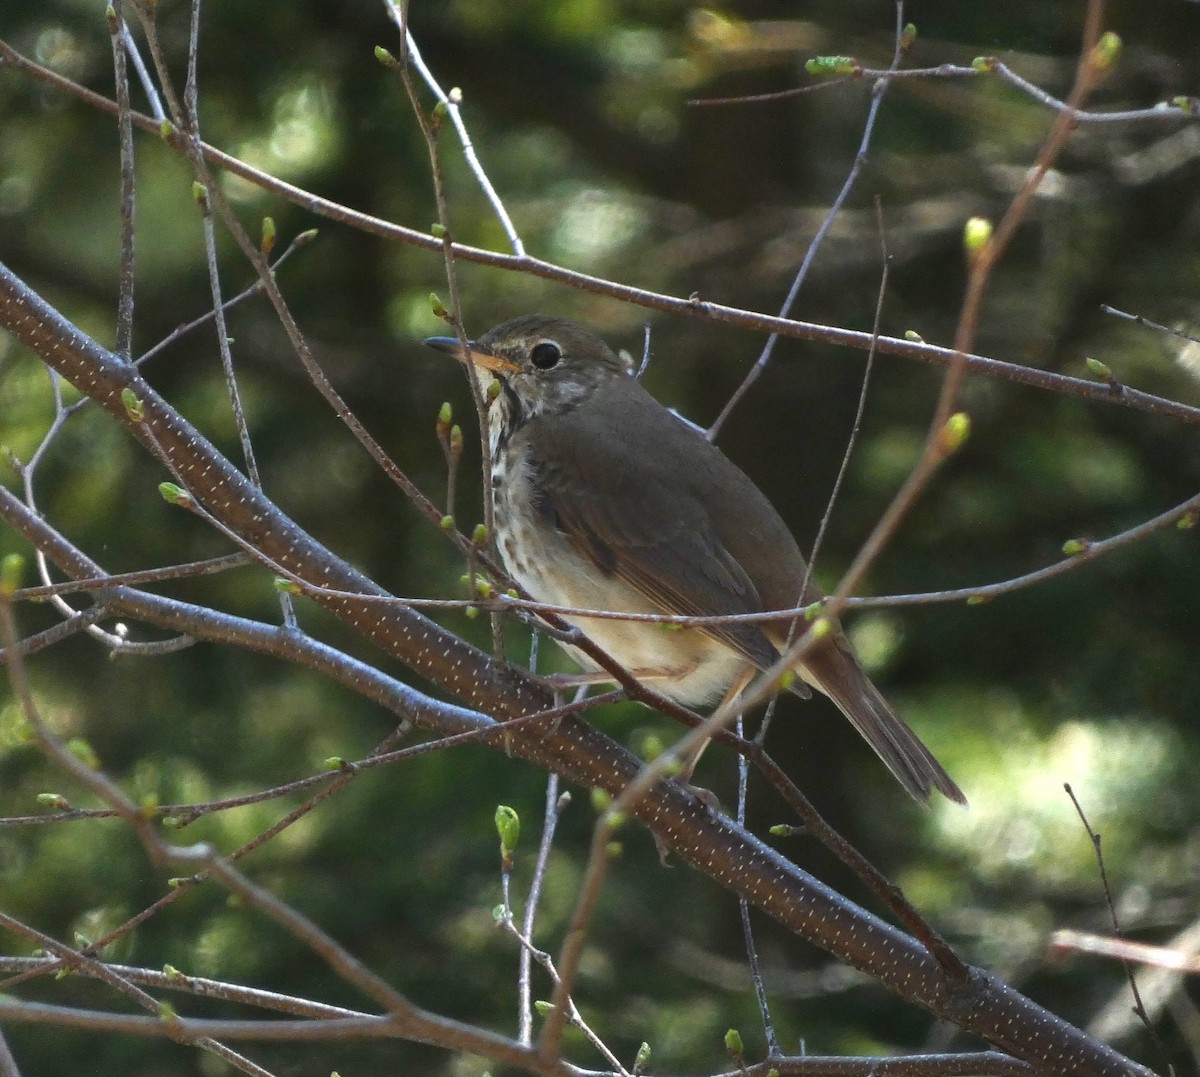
[802,639,967,806]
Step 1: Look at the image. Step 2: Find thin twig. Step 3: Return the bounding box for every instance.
[1101,303,1200,347]
[1063,784,1165,1059]
[695,57,1197,127]
[707,1,907,441]
[736,723,778,1057]
[108,0,136,360]
[519,773,563,1046]
[11,553,250,600]
[382,3,525,256]
[391,11,505,660]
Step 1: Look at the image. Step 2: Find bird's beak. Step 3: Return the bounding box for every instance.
[424,335,521,375]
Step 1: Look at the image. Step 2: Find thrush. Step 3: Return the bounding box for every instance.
[425,315,966,806]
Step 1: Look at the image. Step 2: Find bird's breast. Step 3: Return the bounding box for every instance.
[490,437,745,705]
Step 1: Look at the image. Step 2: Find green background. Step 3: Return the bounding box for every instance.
[2,1,1200,1074]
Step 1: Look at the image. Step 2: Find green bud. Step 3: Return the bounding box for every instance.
[1171,96,1198,114]
[1085,357,1116,384]
[899,23,917,52]
[492,903,506,922]
[105,6,118,31]
[808,617,832,642]
[534,1000,553,1016]
[768,824,790,837]
[65,738,99,769]
[438,401,453,427]
[633,1041,652,1073]
[805,56,860,76]
[261,216,277,255]
[158,482,192,508]
[323,756,347,770]
[605,840,623,858]
[163,964,184,981]
[37,792,71,811]
[639,732,665,761]
[1177,511,1197,530]
[724,1028,744,1061]
[274,577,303,596]
[431,222,448,240]
[465,605,479,619]
[495,804,520,854]
[157,1001,178,1022]
[939,411,971,453]
[430,293,450,321]
[472,523,488,545]
[966,593,988,605]
[768,1070,781,1077]
[1061,538,1090,556]
[486,379,502,403]
[659,755,683,778]
[431,99,448,125]
[1090,31,1121,72]
[295,227,319,246]
[775,668,796,692]
[161,815,182,828]
[0,553,24,597]
[963,216,993,258]
[167,877,187,888]
[191,181,207,208]
[159,118,175,142]
[374,45,398,68]
[904,329,924,343]
[590,787,612,812]
[971,56,997,73]
[120,386,144,422]
[440,514,455,530]
[450,425,463,455]
[803,601,823,621]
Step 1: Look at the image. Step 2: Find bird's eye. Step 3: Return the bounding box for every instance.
[530,341,561,369]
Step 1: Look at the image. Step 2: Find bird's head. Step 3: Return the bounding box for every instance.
[425,315,630,420]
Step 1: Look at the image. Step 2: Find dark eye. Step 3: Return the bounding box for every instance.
[530,341,561,369]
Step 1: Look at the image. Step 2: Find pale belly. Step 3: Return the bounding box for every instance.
[493,453,748,705]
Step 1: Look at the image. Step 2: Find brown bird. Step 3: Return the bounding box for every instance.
[426,316,966,805]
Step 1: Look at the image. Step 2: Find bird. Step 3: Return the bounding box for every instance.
[424,315,966,806]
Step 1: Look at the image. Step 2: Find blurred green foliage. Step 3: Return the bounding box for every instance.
[2,1,1200,1075]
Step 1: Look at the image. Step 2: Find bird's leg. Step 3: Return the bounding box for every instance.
[540,683,591,737]
[671,667,757,814]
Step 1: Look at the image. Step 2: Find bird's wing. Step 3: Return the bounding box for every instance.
[523,391,782,671]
